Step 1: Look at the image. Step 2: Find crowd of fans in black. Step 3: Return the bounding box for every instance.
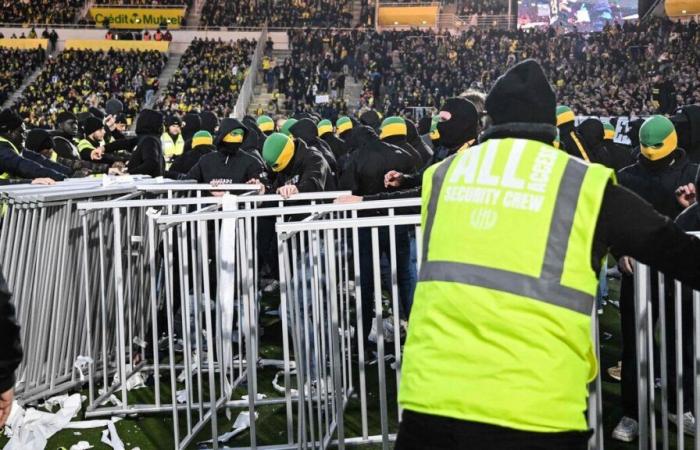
[201,0,354,28]
[15,49,166,129]
[455,0,509,16]
[94,0,191,5]
[0,47,45,105]
[283,19,698,118]
[155,38,255,119]
[0,0,83,25]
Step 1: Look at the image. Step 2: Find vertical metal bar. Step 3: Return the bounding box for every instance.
[659,273,669,450]
[112,207,129,407]
[147,212,161,407]
[634,263,650,450]
[162,229,181,446]
[352,220,369,440]
[325,229,345,449]
[278,233,295,444]
[693,289,700,447]
[674,280,684,450]
[371,227,389,449]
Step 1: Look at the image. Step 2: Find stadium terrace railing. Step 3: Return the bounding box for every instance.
[6,177,700,449]
[233,25,267,119]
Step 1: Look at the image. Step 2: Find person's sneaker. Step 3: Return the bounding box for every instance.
[669,412,696,436]
[612,416,639,442]
[607,361,622,381]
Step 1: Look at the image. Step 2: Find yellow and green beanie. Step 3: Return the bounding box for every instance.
[336,116,353,135]
[429,115,440,141]
[603,122,615,141]
[192,130,213,148]
[556,105,575,127]
[317,119,333,137]
[263,132,295,172]
[222,128,245,144]
[640,115,677,161]
[257,115,275,133]
[379,116,407,140]
[279,118,298,136]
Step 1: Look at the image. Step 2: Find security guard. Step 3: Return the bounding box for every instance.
[396,60,700,450]
[161,115,185,168]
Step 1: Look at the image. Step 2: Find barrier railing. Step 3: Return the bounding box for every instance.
[630,261,700,450]
[9,178,678,449]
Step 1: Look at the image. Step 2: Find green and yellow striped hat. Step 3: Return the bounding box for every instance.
[379,116,407,140]
[279,118,297,136]
[222,128,245,144]
[603,122,615,141]
[317,119,333,136]
[192,130,213,148]
[336,116,353,135]
[556,105,575,126]
[257,115,275,133]
[640,115,677,161]
[429,115,440,141]
[263,132,295,172]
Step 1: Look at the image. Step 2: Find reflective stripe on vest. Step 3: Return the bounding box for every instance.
[421,140,592,315]
[0,136,20,180]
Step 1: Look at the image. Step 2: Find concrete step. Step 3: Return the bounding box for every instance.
[145,54,182,109]
[2,64,45,109]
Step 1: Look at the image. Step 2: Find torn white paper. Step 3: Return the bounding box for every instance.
[73,356,94,382]
[4,393,81,450]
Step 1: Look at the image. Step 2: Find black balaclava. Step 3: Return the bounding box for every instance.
[436,97,479,149]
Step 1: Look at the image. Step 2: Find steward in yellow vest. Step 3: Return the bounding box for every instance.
[161,115,185,169]
[396,60,700,450]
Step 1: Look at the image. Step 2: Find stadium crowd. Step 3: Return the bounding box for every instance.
[201,0,354,28]
[455,0,509,16]
[14,49,166,129]
[0,0,83,25]
[0,47,45,105]
[155,38,255,119]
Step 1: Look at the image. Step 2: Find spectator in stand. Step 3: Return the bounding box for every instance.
[0,0,83,24]
[202,0,353,28]
[0,47,45,106]
[155,38,255,119]
[15,48,166,128]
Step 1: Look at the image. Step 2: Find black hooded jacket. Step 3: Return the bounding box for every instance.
[0,269,22,392]
[241,115,266,152]
[382,134,423,170]
[271,138,333,192]
[188,118,268,185]
[576,119,615,168]
[618,149,699,219]
[340,126,416,198]
[51,131,80,159]
[559,121,593,162]
[166,144,215,179]
[127,109,164,177]
[320,131,348,168]
[290,118,338,178]
[406,118,433,167]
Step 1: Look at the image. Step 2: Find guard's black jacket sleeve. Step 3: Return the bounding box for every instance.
[0,270,22,392]
[594,183,700,290]
[104,136,138,154]
[22,150,73,177]
[0,143,67,181]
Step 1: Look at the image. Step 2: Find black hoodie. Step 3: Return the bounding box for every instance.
[576,119,615,168]
[127,109,164,177]
[289,118,338,178]
[340,126,416,200]
[188,118,268,185]
[271,138,333,192]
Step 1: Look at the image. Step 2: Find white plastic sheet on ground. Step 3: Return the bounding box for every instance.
[4,393,125,450]
[198,411,258,445]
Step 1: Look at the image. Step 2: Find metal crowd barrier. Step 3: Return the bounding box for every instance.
[632,261,700,450]
[1,178,622,449]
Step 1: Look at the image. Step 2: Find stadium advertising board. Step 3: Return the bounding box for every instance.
[377,5,439,26]
[0,39,48,50]
[89,7,186,29]
[65,39,170,52]
[519,0,638,32]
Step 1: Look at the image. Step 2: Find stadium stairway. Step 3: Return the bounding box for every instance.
[351,0,363,25]
[247,48,364,116]
[186,0,206,29]
[145,53,182,110]
[1,64,45,109]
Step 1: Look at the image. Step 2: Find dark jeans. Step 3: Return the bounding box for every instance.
[358,225,414,344]
[620,271,695,418]
[396,410,591,450]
